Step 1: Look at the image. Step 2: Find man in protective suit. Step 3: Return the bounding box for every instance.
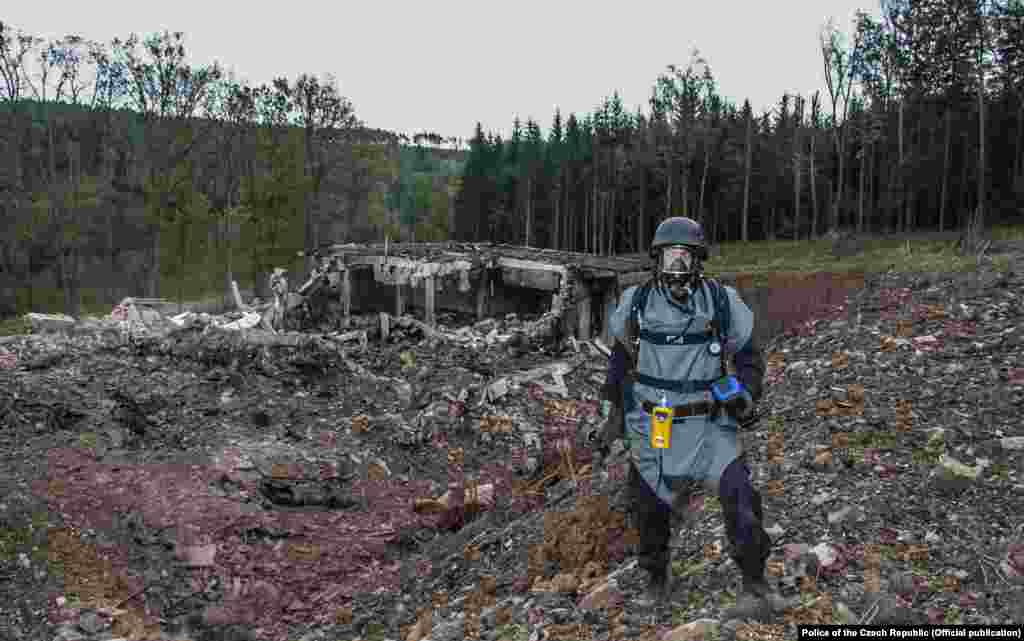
[590,216,774,611]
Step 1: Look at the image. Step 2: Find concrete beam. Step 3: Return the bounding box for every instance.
[500,266,561,290]
[618,270,652,289]
[495,257,566,291]
[344,255,476,286]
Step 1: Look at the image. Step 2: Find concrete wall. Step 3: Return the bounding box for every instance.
[347,269,552,320]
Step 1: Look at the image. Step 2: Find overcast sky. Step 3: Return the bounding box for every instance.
[5,1,881,142]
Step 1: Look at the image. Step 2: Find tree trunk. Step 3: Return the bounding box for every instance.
[681,161,689,219]
[960,130,970,225]
[565,172,572,251]
[830,126,841,232]
[665,159,673,220]
[858,142,866,233]
[698,144,709,226]
[1014,99,1024,186]
[552,181,561,251]
[638,167,647,252]
[825,177,833,236]
[107,207,117,306]
[810,132,818,238]
[610,190,617,256]
[940,108,952,232]
[794,141,802,240]
[742,113,753,242]
[896,100,905,233]
[909,114,923,231]
[975,40,986,234]
[525,175,533,248]
[867,140,874,234]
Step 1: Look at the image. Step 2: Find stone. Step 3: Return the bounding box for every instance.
[663,618,720,641]
[578,579,619,611]
[77,611,109,634]
[52,624,88,641]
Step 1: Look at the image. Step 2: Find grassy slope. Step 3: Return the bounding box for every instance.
[704,224,1023,288]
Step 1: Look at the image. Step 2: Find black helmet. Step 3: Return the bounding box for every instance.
[650,216,709,260]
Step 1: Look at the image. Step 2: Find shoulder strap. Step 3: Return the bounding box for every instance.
[630,279,653,322]
[705,278,731,340]
[621,279,654,373]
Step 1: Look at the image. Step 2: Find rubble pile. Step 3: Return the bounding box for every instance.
[1,251,1022,641]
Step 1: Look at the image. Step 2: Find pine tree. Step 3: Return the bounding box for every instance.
[548,109,564,249]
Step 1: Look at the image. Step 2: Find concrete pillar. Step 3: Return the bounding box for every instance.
[341,268,351,328]
[602,286,619,346]
[475,272,489,321]
[577,295,592,340]
[425,275,436,327]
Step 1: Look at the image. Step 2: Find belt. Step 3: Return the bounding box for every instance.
[640,401,713,418]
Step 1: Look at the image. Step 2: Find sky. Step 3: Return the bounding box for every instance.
[4,1,882,143]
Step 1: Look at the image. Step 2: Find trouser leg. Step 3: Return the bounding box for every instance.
[718,457,772,579]
[628,462,672,576]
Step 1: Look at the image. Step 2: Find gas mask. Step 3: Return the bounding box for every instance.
[658,245,700,304]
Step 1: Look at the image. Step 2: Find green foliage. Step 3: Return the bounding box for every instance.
[0,316,31,336]
[241,126,309,276]
[367,189,388,229]
[382,222,401,241]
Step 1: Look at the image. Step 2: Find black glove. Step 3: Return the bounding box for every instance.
[723,388,754,421]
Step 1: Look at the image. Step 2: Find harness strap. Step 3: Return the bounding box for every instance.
[634,374,716,393]
[639,328,713,346]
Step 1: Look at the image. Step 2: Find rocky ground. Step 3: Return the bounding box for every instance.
[1,253,1023,641]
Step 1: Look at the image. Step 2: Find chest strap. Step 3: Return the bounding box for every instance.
[639,328,713,346]
[635,374,716,394]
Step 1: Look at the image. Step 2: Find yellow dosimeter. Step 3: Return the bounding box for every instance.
[650,400,673,449]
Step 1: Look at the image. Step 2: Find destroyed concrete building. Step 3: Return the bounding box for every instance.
[303,241,654,345]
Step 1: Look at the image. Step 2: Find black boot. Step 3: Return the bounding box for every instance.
[725,544,779,621]
[637,561,673,607]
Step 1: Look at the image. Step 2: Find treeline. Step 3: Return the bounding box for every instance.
[454,1,1024,253]
[0,23,461,318]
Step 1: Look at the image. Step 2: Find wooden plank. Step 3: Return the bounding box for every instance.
[425,275,436,327]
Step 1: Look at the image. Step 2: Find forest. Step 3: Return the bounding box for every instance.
[1,0,1023,319]
[453,1,1024,253]
[0,24,466,318]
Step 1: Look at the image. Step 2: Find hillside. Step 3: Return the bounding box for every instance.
[0,98,466,319]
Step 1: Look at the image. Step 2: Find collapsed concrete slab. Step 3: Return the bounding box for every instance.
[311,242,653,345]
